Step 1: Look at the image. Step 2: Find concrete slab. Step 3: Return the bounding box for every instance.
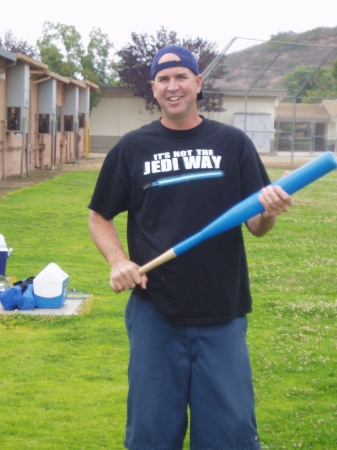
[0,299,84,316]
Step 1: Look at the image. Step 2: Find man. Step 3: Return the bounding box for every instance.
[89,45,292,450]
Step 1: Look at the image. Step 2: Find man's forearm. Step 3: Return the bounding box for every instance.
[88,210,128,267]
[246,213,277,237]
[89,210,148,292]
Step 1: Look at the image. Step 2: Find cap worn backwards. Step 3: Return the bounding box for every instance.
[151,45,203,101]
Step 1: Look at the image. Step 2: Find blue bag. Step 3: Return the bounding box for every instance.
[18,283,35,310]
[0,278,35,310]
[0,285,22,310]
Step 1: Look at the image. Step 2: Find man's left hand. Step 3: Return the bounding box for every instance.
[259,185,293,219]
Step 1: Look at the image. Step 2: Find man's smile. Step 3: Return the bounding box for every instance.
[167,96,183,102]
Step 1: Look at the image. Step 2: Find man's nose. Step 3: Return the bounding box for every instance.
[167,78,179,91]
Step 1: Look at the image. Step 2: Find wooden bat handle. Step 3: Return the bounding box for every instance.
[138,248,176,274]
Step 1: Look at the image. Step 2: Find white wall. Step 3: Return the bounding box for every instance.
[90,95,161,136]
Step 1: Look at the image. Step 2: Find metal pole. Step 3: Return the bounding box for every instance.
[50,120,54,170]
[291,99,296,166]
[202,37,237,80]
[311,117,315,157]
[74,121,79,164]
[26,119,30,177]
[85,120,90,157]
[275,118,280,155]
[244,94,248,133]
[20,117,26,177]
[50,120,57,170]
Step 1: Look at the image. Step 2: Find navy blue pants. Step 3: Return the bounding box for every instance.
[124,294,260,450]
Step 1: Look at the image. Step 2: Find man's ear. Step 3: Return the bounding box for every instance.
[151,81,157,99]
[196,74,202,94]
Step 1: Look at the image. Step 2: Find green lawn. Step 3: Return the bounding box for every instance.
[0,168,336,449]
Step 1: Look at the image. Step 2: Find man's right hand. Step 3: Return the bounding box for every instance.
[88,211,148,294]
[109,259,148,293]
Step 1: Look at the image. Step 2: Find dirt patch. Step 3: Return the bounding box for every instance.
[0,153,106,199]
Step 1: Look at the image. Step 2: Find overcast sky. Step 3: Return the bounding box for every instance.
[2,0,337,55]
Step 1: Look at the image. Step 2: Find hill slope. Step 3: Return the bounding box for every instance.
[205,27,337,92]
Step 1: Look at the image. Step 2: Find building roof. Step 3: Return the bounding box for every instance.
[83,80,99,91]
[15,53,48,70]
[66,78,99,91]
[276,103,332,121]
[322,99,337,117]
[66,78,86,88]
[1,50,99,91]
[203,88,286,98]
[30,69,71,85]
[0,48,17,62]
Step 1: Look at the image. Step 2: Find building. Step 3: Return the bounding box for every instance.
[275,100,337,153]
[90,86,284,154]
[0,49,98,179]
[90,86,337,156]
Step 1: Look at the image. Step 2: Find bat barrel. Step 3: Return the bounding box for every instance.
[174,152,337,256]
[173,231,205,256]
[270,151,337,194]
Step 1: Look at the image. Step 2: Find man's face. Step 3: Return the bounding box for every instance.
[151,53,202,125]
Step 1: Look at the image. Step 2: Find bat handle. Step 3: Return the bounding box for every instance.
[138,248,176,275]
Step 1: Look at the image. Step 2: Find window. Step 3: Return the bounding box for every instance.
[56,105,62,132]
[7,107,20,131]
[38,114,50,134]
[78,113,85,129]
[64,115,73,132]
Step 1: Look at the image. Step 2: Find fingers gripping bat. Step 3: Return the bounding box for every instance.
[137,152,337,275]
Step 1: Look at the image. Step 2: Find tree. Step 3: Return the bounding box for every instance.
[116,27,225,112]
[331,59,337,81]
[81,28,117,110]
[0,29,40,59]
[37,22,116,110]
[281,64,337,102]
[37,22,83,78]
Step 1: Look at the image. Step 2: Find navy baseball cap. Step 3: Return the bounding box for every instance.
[151,45,203,101]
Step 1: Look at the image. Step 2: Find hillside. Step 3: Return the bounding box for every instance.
[204,27,337,93]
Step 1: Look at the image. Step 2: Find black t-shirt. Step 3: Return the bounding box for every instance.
[89,118,270,325]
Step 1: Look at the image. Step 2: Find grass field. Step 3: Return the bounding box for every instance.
[0,168,336,449]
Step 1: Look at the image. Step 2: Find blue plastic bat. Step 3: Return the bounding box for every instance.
[139,152,337,274]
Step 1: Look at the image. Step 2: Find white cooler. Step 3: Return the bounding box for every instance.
[33,263,69,308]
